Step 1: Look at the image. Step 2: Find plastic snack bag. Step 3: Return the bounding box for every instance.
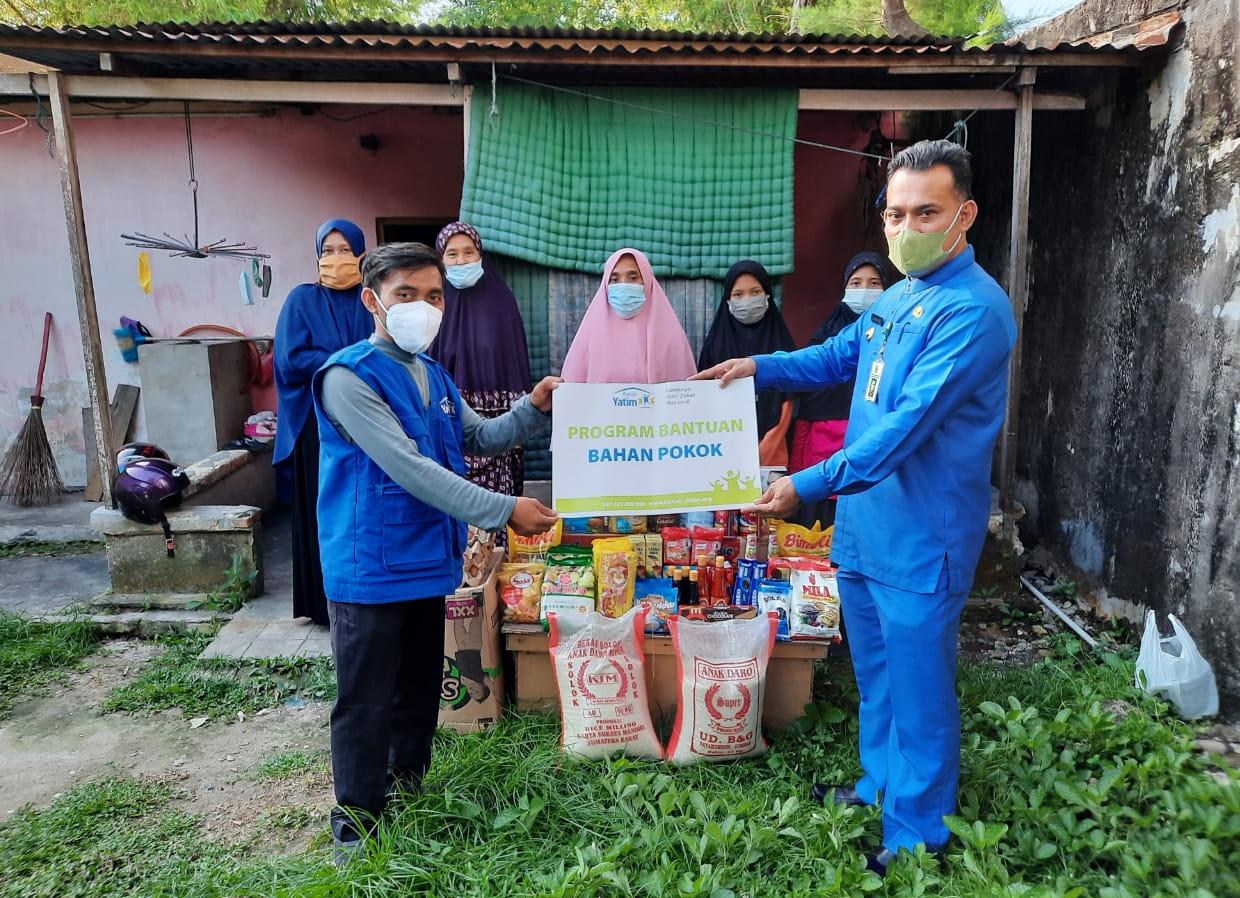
[788,559,839,639]
[593,537,637,618]
[1135,611,1219,719]
[499,562,545,623]
[637,579,678,634]
[773,521,834,558]
[666,613,778,763]
[754,579,792,641]
[508,518,563,563]
[608,515,648,534]
[542,546,596,598]
[548,606,663,760]
[663,526,693,566]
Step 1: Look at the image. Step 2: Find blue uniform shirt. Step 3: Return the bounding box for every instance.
[754,247,1016,594]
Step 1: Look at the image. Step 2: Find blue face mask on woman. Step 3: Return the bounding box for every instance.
[607,283,647,319]
[445,260,484,289]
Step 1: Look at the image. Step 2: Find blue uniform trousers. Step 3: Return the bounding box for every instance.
[837,566,968,852]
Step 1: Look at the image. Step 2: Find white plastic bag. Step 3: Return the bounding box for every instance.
[666,612,778,764]
[1135,611,1218,720]
[548,605,663,760]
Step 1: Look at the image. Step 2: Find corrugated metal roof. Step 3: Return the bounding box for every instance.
[0,19,1174,57]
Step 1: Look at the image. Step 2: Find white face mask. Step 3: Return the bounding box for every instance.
[842,288,883,315]
[728,294,768,325]
[373,291,443,355]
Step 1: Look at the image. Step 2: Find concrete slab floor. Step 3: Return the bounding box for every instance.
[0,552,110,616]
[0,491,102,545]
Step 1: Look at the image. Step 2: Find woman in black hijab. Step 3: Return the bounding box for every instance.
[790,251,893,528]
[699,260,796,466]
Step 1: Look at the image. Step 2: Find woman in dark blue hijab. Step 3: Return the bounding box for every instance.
[274,219,372,626]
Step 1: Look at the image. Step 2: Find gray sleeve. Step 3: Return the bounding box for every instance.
[461,394,551,457]
[319,366,517,531]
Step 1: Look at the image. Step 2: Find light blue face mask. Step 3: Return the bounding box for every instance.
[445,260,484,289]
[607,283,647,319]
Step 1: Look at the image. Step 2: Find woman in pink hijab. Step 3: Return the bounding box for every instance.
[561,248,697,384]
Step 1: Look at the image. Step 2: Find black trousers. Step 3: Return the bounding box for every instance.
[291,422,329,626]
[327,597,445,842]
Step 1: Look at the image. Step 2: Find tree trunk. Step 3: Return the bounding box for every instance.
[882,0,931,38]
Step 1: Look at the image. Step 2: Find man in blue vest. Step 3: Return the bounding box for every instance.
[312,242,560,862]
[696,140,1017,874]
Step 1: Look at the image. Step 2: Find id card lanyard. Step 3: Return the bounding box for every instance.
[864,280,914,403]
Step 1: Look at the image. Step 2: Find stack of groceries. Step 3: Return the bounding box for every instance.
[493,502,840,643]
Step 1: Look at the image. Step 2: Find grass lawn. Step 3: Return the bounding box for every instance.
[1,633,1237,897]
[0,611,98,717]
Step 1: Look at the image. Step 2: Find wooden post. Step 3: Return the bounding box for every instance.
[462,84,473,177]
[47,70,116,505]
[998,67,1035,519]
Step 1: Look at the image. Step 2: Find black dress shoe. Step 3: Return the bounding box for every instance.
[811,783,869,807]
[865,848,896,876]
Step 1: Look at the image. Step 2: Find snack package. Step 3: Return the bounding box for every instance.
[666,613,778,764]
[788,558,840,639]
[681,605,759,623]
[754,579,792,641]
[720,536,741,564]
[540,593,595,628]
[593,537,637,618]
[637,579,678,634]
[692,526,725,562]
[714,510,736,536]
[773,521,834,559]
[508,518,563,563]
[563,516,610,534]
[766,558,794,581]
[609,515,648,535]
[542,546,596,598]
[499,562,546,623]
[663,526,693,567]
[548,606,663,760]
[684,511,716,529]
[461,526,496,588]
[642,533,664,579]
[734,558,762,606]
[651,514,682,530]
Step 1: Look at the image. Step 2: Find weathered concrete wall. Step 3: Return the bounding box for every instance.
[976,0,1240,711]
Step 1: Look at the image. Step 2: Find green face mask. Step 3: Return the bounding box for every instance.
[886,204,966,277]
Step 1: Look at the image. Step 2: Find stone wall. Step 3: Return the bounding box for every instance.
[974,0,1239,711]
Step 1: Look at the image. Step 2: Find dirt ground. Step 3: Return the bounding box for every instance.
[0,640,334,851]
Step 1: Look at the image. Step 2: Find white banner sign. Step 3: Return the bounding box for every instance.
[552,379,762,517]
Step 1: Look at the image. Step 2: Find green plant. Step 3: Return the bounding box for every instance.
[0,611,98,717]
[252,751,328,781]
[1047,577,1079,600]
[0,539,102,559]
[102,631,335,719]
[189,554,258,614]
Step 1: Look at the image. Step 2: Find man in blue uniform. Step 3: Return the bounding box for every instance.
[312,242,560,862]
[696,140,1017,874]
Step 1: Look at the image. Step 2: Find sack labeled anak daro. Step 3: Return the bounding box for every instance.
[1135,610,1218,720]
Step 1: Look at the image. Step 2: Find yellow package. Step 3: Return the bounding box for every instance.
[774,520,834,558]
[499,562,546,623]
[507,518,562,564]
[592,537,637,618]
[643,532,664,579]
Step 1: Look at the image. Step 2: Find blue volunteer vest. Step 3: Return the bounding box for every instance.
[312,341,468,603]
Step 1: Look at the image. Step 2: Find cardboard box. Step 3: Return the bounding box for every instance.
[439,548,505,733]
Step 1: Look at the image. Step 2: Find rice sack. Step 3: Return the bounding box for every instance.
[665,613,778,764]
[548,606,663,760]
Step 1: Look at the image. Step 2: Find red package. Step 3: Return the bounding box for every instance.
[738,510,761,532]
[714,510,736,536]
[720,536,741,563]
[766,558,794,581]
[692,526,725,563]
[663,527,693,566]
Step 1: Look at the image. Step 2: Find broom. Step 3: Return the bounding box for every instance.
[0,312,65,506]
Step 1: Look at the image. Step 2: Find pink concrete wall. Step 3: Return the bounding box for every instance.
[0,106,463,485]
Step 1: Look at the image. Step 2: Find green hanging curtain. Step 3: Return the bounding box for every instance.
[461,84,797,280]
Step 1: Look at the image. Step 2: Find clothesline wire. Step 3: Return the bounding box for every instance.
[498,73,889,161]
